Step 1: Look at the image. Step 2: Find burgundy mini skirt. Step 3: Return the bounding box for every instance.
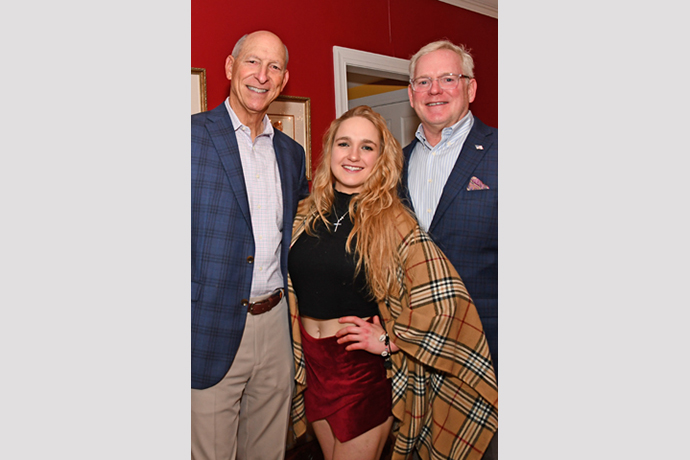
[299,318,392,442]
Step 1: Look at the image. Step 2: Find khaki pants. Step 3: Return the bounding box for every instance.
[192,298,294,460]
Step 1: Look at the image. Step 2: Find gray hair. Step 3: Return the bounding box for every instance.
[409,40,474,79]
[231,33,289,66]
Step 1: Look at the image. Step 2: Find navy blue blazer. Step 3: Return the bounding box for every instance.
[402,116,498,373]
[191,103,309,389]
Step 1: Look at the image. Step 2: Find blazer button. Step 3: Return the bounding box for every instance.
[241,299,249,307]
[247,256,254,264]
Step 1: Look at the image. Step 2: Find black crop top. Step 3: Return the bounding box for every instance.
[288,190,379,320]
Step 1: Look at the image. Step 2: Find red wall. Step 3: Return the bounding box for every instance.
[192,0,497,176]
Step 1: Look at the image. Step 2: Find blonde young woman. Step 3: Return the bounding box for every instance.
[287,106,498,460]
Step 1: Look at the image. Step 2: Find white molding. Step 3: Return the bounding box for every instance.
[348,88,411,108]
[438,0,498,19]
[333,46,411,118]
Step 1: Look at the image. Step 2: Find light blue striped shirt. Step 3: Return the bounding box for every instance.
[407,111,474,231]
[225,98,284,299]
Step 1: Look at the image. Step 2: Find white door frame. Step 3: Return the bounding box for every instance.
[332,46,411,117]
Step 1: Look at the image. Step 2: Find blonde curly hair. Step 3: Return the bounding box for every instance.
[302,105,417,301]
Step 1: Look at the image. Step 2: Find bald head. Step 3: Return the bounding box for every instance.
[232,30,289,67]
[225,30,290,135]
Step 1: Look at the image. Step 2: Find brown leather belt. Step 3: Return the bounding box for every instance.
[247,289,284,315]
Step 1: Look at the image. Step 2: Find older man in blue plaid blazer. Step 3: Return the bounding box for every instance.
[191,31,309,460]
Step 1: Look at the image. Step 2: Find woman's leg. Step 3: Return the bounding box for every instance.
[312,419,337,460]
[314,416,393,460]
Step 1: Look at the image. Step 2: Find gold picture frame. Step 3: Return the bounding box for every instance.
[191,68,207,114]
[268,95,312,180]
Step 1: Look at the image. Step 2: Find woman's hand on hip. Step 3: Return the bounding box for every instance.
[335,315,387,355]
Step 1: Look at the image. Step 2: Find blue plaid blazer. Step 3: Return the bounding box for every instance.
[191,103,309,389]
[402,116,498,373]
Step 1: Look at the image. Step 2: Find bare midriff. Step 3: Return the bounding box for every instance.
[300,315,371,339]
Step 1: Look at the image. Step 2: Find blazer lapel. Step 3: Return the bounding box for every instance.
[273,133,294,234]
[205,105,252,226]
[401,142,417,213]
[428,120,494,233]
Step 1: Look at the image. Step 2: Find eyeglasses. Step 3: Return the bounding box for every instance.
[409,73,471,92]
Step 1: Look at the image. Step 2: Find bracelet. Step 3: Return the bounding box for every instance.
[379,332,392,369]
[378,332,389,355]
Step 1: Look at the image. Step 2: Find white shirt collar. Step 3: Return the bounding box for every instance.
[415,111,474,149]
[224,97,275,139]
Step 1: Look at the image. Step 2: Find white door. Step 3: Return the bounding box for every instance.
[348,88,421,147]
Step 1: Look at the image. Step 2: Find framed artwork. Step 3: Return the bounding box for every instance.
[191,68,207,114]
[268,95,312,180]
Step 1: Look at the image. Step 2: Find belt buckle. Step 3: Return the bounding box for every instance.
[248,289,282,315]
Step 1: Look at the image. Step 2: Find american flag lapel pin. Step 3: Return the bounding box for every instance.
[475,145,484,150]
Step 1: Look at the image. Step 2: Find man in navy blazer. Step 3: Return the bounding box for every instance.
[191,31,309,460]
[402,40,498,459]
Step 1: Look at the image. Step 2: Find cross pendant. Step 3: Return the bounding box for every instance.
[333,221,342,232]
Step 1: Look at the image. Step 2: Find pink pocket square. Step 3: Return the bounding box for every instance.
[467,176,490,191]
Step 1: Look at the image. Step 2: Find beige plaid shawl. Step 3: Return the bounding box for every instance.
[288,201,498,460]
